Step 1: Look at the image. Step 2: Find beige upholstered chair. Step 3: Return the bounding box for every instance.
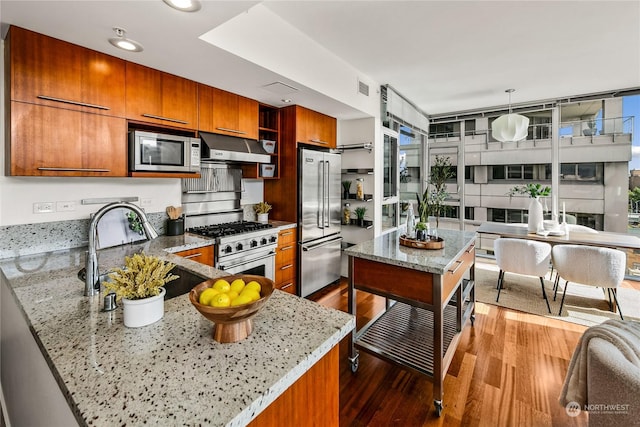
[559,320,640,427]
[552,245,625,319]
[565,224,598,234]
[494,238,553,313]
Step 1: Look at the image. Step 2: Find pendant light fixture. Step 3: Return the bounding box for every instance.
[108,27,144,52]
[491,89,530,142]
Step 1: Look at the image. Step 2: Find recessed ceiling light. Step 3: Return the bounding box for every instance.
[281,99,292,103]
[108,27,143,52]
[163,0,201,12]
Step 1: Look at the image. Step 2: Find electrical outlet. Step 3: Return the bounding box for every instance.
[33,202,55,214]
[57,201,76,212]
[141,198,152,207]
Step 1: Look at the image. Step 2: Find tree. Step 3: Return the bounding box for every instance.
[629,187,640,211]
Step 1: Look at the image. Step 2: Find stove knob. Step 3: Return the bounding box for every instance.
[224,245,233,254]
[269,235,277,243]
[236,243,243,251]
[260,237,267,245]
[250,240,258,248]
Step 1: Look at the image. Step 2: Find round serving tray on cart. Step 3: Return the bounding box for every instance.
[399,234,445,250]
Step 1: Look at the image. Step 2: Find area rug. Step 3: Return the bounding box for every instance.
[474,259,640,327]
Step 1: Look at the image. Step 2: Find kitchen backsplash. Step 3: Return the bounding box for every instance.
[0,212,166,260]
[0,208,259,260]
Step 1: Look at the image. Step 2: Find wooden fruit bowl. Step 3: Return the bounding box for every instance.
[189,275,274,343]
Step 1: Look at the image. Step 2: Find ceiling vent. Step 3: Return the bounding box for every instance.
[261,81,299,95]
[358,79,370,96]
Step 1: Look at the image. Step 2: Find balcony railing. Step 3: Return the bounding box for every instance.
[428,116,633,145]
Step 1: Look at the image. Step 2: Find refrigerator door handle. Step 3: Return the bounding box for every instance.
[302,236,343,251]
[317,160,324,229]
[324,160,330,228]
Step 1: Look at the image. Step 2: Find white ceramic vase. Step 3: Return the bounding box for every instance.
[528,197,544,233]
[122,287,165,328]
[257,213,269,223]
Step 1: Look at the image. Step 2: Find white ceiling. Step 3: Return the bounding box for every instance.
[1,0,638,120]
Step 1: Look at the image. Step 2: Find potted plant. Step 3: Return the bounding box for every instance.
[104,252,178,328]
[415,222,428,241]
[354,206,367,227]
[508,183,551,232]
[416,155,454,229]
[254,201,272,223]
[342,180,352,199]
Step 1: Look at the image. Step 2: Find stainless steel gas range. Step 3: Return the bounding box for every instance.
[187,221,278,281]
[182,163,279,281]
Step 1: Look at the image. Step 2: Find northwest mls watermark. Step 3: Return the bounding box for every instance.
[565,401,630,417]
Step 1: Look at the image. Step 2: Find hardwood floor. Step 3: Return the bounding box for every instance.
[311,280,589,426]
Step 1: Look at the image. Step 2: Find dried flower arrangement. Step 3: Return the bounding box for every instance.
[254,201,272,214]
[104,253,178,301]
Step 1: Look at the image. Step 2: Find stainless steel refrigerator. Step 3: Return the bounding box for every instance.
[298,147,343,297]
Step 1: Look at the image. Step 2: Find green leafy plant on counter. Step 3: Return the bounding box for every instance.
[104,252,178,301]
[342,180,352,193]
[253,201,272,214]
[126,211,143,235]
[508,183,551,199]
[415,222,427,231]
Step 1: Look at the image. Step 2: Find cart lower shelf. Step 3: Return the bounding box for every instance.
[354,299,471,377]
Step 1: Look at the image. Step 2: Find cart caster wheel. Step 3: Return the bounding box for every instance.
[348,353,359,373]
[470,315,476,326]
[434,400,443,417]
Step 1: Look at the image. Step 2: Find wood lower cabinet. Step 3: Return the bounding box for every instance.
[8,102,127,176]
[247,345,338,426]
[173,245,214,266]
[198,85,258,139]
[7,26,125,118]
[275,228,297,294]
[125,62,197,130]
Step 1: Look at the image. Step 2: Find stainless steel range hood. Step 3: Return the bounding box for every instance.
[199,132,271,163]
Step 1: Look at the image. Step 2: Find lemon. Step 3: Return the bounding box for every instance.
[212,279,231,293]
[198,288,219,305]
[210,293,231,307]
[230,278,246,294]
[240,289,261,302]
[227,290,239,301]
[230,294,252,306]
[245,281,261,293]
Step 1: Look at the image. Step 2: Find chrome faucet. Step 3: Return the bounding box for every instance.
[84,201,159,296]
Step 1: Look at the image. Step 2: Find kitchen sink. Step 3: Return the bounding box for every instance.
[163,266,208,300]
[78,265,208,300]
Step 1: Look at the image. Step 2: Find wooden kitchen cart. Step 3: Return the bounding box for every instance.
[345,229,476,416]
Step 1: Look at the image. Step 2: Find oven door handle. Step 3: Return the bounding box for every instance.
[217,250,275,269]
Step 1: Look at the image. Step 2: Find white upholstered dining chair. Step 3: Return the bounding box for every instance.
[552,244,626,319]
[494,238,553,313]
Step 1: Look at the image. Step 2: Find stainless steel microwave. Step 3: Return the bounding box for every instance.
[129,130,201,173]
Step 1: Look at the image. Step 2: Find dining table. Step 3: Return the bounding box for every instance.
[476,222,640,250]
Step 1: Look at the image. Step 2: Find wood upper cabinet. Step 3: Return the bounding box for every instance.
[294,105,337,148]
[174,245,214,266]
[198,85,259,139]
[125,62,197,129]
[9,102,127,176]
[8,26,125,117]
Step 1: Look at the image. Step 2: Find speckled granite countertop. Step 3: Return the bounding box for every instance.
[344,228,476,274]
[0,234,354,426]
